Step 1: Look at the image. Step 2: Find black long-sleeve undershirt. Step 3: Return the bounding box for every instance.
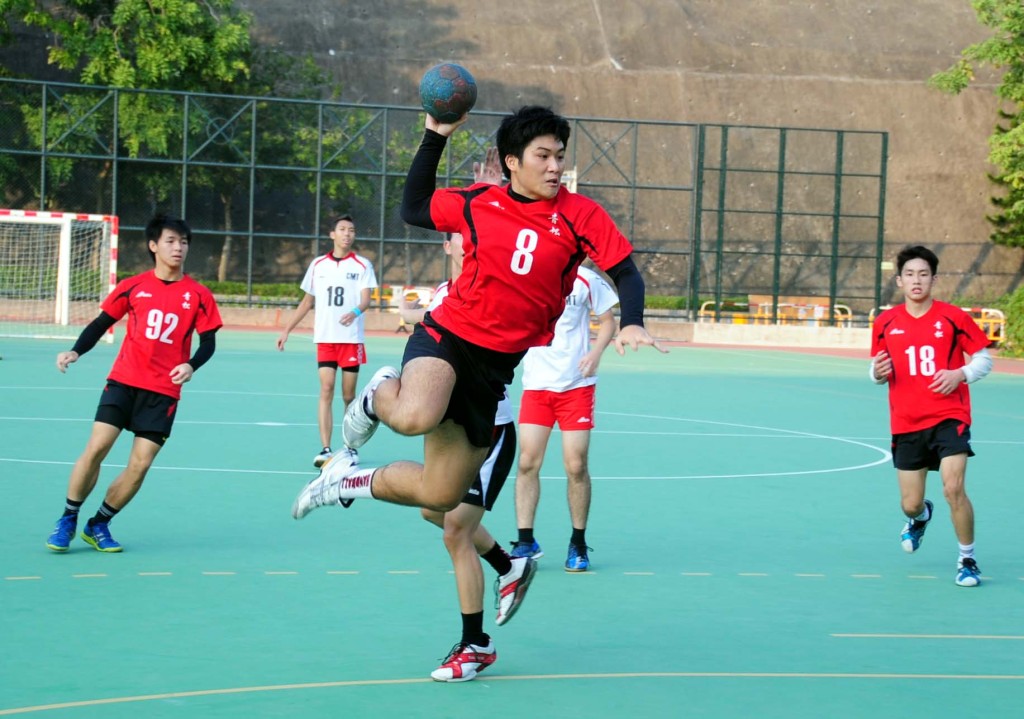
[70,312,218,370]
[401,129,447,229]
[605,257,646,329]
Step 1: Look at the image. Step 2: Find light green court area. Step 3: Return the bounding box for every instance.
[2,333,1023,718]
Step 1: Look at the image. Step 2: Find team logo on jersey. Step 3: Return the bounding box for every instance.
[549,212,561,236]
[136,291,153,298]
[488,200,505,210]
[182,291,192,310]
[888,328,904,335]
[934,330,944,339]
[346,273,360,280]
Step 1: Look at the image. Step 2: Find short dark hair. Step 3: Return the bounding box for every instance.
[896,245,939,275]
[145,214,191,262]
[329,214,355,231]
[496,106,571,179]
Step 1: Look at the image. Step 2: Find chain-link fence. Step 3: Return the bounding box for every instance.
[0,78,887,321]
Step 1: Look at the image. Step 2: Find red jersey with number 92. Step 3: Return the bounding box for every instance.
[428,183,633,353]
[101,270,223,399]
[871,301,989,434]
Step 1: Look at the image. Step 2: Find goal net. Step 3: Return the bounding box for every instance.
[0,210,118,342]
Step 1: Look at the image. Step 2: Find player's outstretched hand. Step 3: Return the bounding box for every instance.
[473,147,504,186]
[276,332,289,351]
[170,363,194,385]
[56,350,79,373]
[613,325,669,355]
[425,111,468,137]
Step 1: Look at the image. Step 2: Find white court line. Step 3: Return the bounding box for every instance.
[833,633,1024,641]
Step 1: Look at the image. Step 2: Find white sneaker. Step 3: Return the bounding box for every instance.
[291,449,360,519]
[430,640,496,682]
[313,447,333,468]
[494,556,536,626]
[342,366,400,449]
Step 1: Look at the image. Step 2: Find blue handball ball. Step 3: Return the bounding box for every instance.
[419,63,478,123]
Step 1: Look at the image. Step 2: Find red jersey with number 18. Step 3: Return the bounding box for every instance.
[428,183,633,353]
[101,270,223,400]
[871,301,989,434]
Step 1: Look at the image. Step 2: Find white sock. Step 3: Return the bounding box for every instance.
[339,468,376,500]
[958,543,975,561]
[914,504,931,522]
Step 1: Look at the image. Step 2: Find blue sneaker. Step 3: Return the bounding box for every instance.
[900,499,933,553]
[81,522,123,553]
[509,540,543,559]
[955,558,981,587]
[45,514,78,552]
[565,543,591,572]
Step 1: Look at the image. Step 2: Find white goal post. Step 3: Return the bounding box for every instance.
[0,209,118,342]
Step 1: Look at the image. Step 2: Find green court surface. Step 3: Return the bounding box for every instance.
[2,331,1023,718]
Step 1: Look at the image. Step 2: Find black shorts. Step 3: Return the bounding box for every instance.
[94,380,178,446]
[461,421,516,510]
[402,312,525,448]
[891,418,974,471]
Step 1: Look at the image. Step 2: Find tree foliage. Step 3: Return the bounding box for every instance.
[929,0,1024,247]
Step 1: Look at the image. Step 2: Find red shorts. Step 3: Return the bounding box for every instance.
[518,385,596,430]
[316,343,366,369]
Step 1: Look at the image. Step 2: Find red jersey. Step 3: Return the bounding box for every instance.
[101,270,223,399]
[428,183,633,353]
[871,301,989,434]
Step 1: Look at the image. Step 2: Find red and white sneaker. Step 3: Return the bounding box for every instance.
[430,640,496,682]
[494,556,536,626]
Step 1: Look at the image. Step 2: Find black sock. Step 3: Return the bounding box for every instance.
[88,501,120,527]
[481,542,513,576]
[62,498,83,518]
[517,528,535,545]
[571,527,587,548]
[461,612,487,647]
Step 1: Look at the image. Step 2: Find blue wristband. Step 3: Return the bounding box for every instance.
[352,307,363,317]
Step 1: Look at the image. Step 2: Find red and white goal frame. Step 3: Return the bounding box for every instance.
[0,209,118,342]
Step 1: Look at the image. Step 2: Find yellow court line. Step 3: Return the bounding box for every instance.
[833,633,1024,641]
[4,672,1024,716]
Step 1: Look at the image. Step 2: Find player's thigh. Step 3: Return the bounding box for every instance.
[397,355,457,425]
[421,420,488,507]
[560,429,593,472]
[517,423,554,467]
[938,453,968,493]
[126,434,163,471]
[896,468,928,505]
[317,365,337,393]
[444,502,485,536]
[83,421,123,457]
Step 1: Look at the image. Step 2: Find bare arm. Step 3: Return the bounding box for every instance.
[276,293,315,350]
[580,309,616,378]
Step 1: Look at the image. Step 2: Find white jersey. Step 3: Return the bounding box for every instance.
[521,266,618,392]
[430,280,514,425]
[300,252,378,343]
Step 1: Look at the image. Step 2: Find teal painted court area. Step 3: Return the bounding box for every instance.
[2,332,1023,718]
